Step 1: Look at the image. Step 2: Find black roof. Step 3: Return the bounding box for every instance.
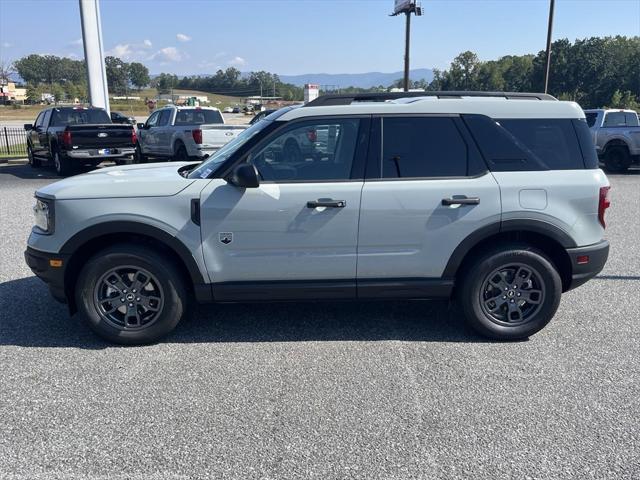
[305,91,557,107]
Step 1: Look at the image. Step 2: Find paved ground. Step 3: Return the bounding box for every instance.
[0,164,638,480]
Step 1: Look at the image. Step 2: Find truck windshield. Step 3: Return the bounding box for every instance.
[174,109,223,125]
[50,108,111,126]
[188,120,271,179]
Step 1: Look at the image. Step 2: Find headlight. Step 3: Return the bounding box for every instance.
[33,197,54,234]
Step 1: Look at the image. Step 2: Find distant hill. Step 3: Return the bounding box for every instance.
[278,69,434,88]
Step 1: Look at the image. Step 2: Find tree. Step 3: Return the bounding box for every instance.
[105,56,128,95]
[128,62,150,90]
[26,83,45,104]
[446,51,481,90]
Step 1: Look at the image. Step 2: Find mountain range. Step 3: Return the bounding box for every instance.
[278,68,434,88]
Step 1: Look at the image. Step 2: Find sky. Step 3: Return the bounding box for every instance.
[0,0,639,76]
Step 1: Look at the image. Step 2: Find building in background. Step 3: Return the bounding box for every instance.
[0,82,27,104]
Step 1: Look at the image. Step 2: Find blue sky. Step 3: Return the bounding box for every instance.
[0,0,638,75]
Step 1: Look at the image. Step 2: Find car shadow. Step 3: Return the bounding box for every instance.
[0,276,489,349]
[0,163,115,180]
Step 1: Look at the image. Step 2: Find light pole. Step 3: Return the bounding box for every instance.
[79,0,110,113]
[391,1,423,92]
[544,0,555,94]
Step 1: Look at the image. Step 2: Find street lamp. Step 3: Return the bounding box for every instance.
[391,0,423,92]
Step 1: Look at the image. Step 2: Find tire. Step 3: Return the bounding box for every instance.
[283,139,301,163]
[75,244,188,345]
[604,146,630,173]
[27,144,41,168]
[457,244,562,340]
[173,142,189,162]
[53,149,72,176]
[134,144,147,164]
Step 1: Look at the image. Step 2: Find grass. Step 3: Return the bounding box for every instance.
[0,88,245,121]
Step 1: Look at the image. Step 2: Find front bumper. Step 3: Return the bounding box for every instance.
[24,246,69,303]
[66,148,135,159]
[565,240,609,291]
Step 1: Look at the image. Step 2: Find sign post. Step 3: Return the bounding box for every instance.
[79,0,110,114]
[391,1,423,92]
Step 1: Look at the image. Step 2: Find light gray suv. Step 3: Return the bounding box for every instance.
[25,92,610,344]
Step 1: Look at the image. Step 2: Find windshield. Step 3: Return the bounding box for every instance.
[188,120,271,179]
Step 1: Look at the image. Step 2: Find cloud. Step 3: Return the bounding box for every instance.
[70,38,83,46]
[176,33,191,42]
[228,56,247,67]
[143,39,152,48]
[152,46,183,63]
[107,43,134,59]
[1,42,12,48]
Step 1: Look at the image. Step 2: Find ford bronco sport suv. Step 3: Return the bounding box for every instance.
[25,92,610,345]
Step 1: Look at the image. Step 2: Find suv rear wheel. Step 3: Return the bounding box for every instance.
[458,245,562,340]
[27,144,41,168]
[75,244,187,344]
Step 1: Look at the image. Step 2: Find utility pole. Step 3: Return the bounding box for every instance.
[79,0,110,113]
[391,1,423,92]
[544,0,555,94]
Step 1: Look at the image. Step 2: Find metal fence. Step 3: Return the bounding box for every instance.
[1,127,28,157]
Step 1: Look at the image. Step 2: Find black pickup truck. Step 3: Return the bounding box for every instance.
[24,106,137,176]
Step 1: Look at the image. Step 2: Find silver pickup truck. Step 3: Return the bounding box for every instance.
[135,106,247,162]
[584,109,640,172]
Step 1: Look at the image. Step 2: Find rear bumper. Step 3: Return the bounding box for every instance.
[565,240,609,291]
[66,147,135,159]
[24,246,69,303]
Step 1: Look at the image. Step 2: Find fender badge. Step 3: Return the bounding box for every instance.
[219,232,233,245]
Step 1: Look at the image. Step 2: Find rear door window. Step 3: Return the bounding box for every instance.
[585,112,598,128]
[380,117,468,178]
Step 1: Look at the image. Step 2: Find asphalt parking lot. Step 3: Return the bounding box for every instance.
[0,163,638,479]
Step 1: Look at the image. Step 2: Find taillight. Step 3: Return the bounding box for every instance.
[192,129,202,144]
[131,128,137,145]
[598,186,611,228]
[306,129,317,142]
[62,130,72,148]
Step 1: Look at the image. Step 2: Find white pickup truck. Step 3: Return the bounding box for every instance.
[135,106,247,162]
[584,108,640,172]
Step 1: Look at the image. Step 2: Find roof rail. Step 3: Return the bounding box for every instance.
[304,91,557,107]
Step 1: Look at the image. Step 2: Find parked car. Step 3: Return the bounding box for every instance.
[110,111,136,125]
[232,106,241,113]
[135,105,247,162]
[583,108,640,172]
[25,91,610,344]
[249,109,277,125]
[223,106,233,113]
[24,106,137,176]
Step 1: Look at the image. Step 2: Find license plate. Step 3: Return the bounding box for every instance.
[98,148,111,155]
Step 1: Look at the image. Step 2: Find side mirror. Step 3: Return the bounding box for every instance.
[137,123,146,130]
[229,163,260,188]
[24,123,33,131]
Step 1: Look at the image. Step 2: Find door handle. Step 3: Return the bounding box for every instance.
[307,199,346,208]
[441,196,480,206]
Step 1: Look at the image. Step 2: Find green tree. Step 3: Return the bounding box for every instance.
[105,56,128,95]
[128,62,150,90]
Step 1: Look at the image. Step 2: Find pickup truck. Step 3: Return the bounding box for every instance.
[25,106,137,176]
[584,108,640,172]
[135,106,247,162]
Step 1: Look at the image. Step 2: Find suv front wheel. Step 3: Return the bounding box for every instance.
[458,245,562,340]
[76,244,187,344]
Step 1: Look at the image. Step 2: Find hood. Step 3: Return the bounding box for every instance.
[37,162,200,200]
